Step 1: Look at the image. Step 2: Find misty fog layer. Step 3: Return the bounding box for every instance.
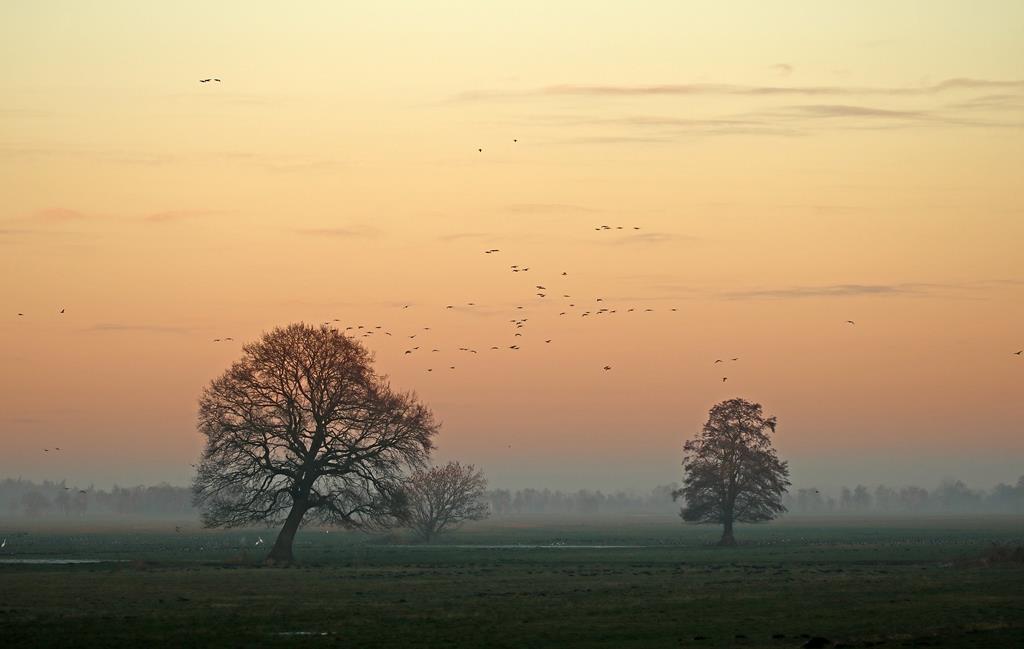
[3,477,1023,522]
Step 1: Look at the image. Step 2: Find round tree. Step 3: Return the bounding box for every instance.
[673,398,790,545]
[405,461,490,542]
[193,323,438,564]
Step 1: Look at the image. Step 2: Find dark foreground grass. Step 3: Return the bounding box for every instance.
[1,516,1022,648]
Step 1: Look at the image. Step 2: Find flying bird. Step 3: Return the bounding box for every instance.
[1014,351,1022,355]
[59,308,64,314]
[714,359,723,364]
[846,320,856,325]
[722,377,728,382]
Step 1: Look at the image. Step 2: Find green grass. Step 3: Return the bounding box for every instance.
[1,516,1023,648]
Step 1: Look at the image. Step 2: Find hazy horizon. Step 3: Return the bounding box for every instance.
[6,449,1021,495]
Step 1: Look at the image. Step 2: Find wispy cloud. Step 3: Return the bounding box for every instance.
[454,77,1024,139]
[786,104,928,119]
[142,209,225,223]
[605,232,697,246]
[455,78,1024,101]
[722,283,946,300]
[770,63,793,77]
[948,93,1024,110]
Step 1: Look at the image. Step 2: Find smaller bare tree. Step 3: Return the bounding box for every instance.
[405,462,489,542]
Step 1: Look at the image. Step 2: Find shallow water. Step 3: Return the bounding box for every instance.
[0,558,124,564]
[403,540,643,544]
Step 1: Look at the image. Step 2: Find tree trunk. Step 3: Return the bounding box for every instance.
[266,500,307,565]
[719,517,736,546]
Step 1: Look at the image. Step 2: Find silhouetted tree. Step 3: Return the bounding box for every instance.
[840,486,853,511]
[874,485,897,512]
[193,323,438,564]
[899,485,930,512]
[21,491,50,518]
[405,462,489,541]
[796,488,825,514]
[487,488,512,515]
[673,398,790,545]
[852,484,872,511]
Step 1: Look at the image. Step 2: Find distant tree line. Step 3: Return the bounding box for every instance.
[783,477,1024,515]
[485,484,683,515]
[3,476,1023,520]
[0,479,194,519]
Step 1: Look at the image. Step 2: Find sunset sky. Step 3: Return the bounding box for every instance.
[2,2,1022,492]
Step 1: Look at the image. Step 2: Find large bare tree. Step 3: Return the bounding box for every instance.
[193,323,438,563]
[673,398,790,545]
[405,461,489,542]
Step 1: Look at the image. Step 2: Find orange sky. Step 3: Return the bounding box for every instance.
[2,2,1022,490]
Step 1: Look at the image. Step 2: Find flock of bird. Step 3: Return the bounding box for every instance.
[265,227,882,382]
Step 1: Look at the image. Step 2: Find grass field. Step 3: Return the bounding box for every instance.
[1,515,1023,648]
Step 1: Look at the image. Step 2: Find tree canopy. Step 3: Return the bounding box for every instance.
[192,323,438,563]
[405,461,489,541]
[673,398,790,545]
